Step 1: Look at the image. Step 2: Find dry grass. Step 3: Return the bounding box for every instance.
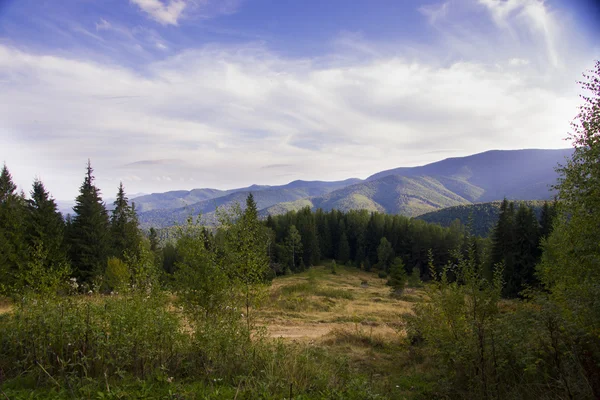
[257,265,421,341]
[0,298,12,315]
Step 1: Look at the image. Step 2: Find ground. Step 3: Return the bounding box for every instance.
[259,264,420,341]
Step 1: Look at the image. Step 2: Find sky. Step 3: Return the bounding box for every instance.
[0,0,599,201]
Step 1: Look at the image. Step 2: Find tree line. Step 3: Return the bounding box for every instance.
[0,160,149,295]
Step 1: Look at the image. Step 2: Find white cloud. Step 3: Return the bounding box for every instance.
[130,0,187,26]
[478,0,560,67]
[419,1,449,25]
[95,18,112,31]
[0,41,584,200]
[0,0,593,200]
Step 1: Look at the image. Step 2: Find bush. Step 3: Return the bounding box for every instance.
[104,257,130,292]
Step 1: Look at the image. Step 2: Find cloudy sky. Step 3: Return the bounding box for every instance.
[0,0,599,200]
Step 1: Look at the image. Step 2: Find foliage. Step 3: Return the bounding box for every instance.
[387,257,407,294]
[538,61,600,397]
[68,160,110,284]
[376,237,394,272]
[104,257,130,292]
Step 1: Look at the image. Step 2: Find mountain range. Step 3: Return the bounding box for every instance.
[133,148,572,229]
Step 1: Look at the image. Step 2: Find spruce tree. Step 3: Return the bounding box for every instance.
[539,201,556,240]
[285,225,302,271]
[490,199,516,297]
[337,232,350,265]
[376,237,394,272]
[512,204,540,296]
[25,179,68,271]
[0,164,26,294]
[68,160,110,284]
[110,182,141,260]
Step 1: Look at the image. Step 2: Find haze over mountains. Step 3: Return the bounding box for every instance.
[133,149,572,228]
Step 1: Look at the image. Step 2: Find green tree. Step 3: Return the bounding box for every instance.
[68,160,110,285]
[110,182,141,260]
[220,194,270,334]
[25,179,67,269]
[148,227,160,252]
[285,224,303,271]
[376,237,394,272]
[539,201,556,240]
[539,61,600,378]
[336,232,350,264]
[513,204,540,295]
[174,217,226,318]
[0,164,26,295]
[490,199,516,297]
[388,257,407,294]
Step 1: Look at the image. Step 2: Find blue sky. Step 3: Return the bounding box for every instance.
[0,0,599,200]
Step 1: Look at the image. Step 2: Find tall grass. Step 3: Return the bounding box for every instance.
[0,292,380,399]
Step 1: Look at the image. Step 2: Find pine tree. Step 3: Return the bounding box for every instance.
[110,182,141,260]
[68,160,110,284]
[25,179,68,272]
[490,199,516,297]
[377,237,394,272]
[337,232,350,264]
[512,204,540,296]
[388,257,407,294]
[0,164,27,294]
[149,227,160,252]
[285,225,303,271]
[0,163,17,203]
[539,201,556,240]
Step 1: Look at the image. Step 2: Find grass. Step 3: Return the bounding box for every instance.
[0,266,431,399]
[260,265,417,337]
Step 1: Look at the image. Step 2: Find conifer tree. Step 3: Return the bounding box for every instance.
[285,225,302,271]
[388,257,407,294]
[539,201,556,240]
[376,237,394,272]
[149,227,160,252]
[0,164,26,294]
[512,204,540,296]
[110,182,141,260]
[68,160,110,284]
[490,199,516,297]
[25,179,68,271]
[337,232,350,264]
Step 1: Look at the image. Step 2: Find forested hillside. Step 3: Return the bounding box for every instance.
[417,200,549,237]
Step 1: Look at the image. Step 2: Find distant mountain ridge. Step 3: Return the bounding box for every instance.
[136,148,572,228]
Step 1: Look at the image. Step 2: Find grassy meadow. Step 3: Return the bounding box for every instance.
[0,264,436,400]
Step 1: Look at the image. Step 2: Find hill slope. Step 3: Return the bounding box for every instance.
[416,201,549,237]
[139,149,571,228]
[138,179,361,228]
[367,149,572,202]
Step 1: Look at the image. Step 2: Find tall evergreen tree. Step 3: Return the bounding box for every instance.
[285,225,303,271]
[110,182,141,260]
[0,164,26,294]
[539,201,556,240]
[25,179,68,270]
[490,199,516,297]
[377,237,395,272]
[68,160,110,284]
[336,232,350,265]
[512,204,541,296]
